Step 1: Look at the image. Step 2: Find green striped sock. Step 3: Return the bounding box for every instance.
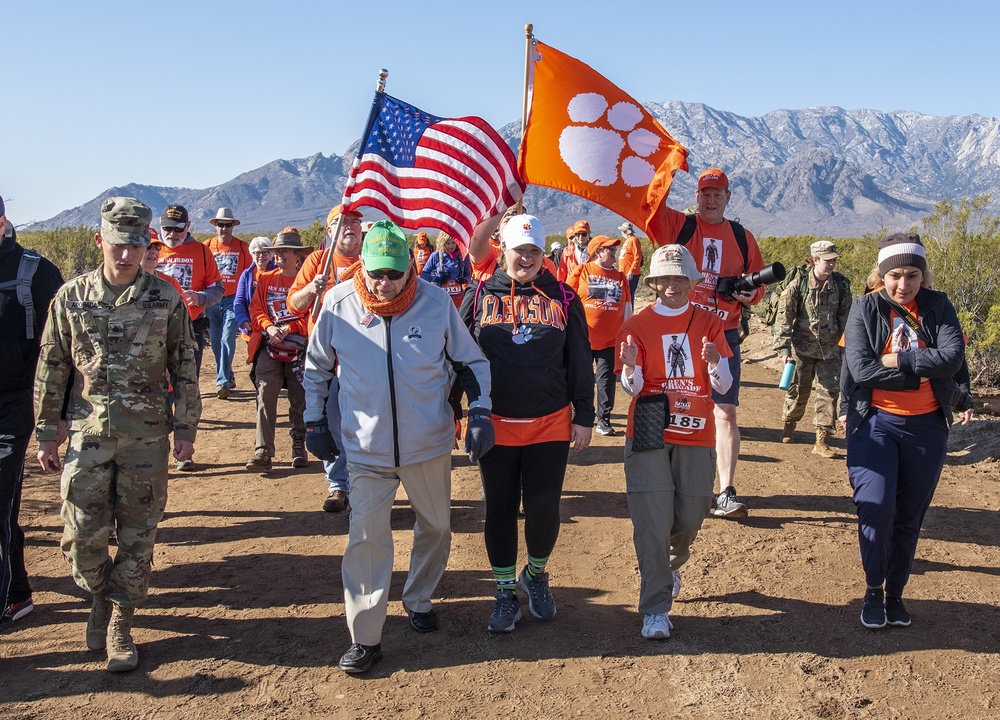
[526,554,549,580]
[493,565,517,592]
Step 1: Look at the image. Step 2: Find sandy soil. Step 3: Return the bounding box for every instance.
[3,316,999,720]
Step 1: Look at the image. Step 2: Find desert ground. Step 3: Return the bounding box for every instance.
[3,313,999,720]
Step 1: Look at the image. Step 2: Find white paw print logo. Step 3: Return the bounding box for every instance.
[512,326,534,345]
[559,93,663,187]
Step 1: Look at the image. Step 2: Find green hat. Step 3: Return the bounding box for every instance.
[100,196,152,246]
[361,220,410,273]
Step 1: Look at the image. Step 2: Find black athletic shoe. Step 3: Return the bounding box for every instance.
[338,643,383,674]
[860,587,886,629]
[885,596,911,627]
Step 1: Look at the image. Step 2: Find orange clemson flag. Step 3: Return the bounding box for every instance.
[518,40,689,231]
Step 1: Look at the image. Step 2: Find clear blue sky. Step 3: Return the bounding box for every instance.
[3,0,997,225]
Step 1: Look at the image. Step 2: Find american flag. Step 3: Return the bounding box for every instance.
[342,93,525,251]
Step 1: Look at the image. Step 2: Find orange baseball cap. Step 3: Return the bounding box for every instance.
[567,220,591,238]
[326,204,363,228]
[697,168,729,191]
[586,235,620,257]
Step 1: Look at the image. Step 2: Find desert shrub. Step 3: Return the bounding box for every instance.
[17,226,102,280]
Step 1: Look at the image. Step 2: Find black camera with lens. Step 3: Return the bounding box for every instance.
[715,262,787,301]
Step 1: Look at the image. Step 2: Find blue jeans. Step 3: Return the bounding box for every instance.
[206,295,237,389]
[323,376,349,493]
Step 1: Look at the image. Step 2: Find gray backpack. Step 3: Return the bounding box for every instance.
[0,249,42,340]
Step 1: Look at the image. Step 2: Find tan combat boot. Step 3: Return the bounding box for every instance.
[781,421,796,443]
[86,592,113,651]
[106,605,139,672]
[812,428,837,458]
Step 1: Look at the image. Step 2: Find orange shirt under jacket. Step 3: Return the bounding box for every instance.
[567,262,631,351]
[872,300,939,416]
[618,235,643,276]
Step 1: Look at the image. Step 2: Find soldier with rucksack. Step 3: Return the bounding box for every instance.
[772,240,852,457]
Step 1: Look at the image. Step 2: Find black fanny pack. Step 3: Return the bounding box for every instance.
[631,394,667,452]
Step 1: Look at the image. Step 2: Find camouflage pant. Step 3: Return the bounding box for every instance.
[59,433,169,608]
[782,354,840,431]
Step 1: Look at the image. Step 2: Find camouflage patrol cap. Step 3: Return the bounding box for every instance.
[100,197,152,246]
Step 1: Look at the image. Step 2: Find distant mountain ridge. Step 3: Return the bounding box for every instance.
[32,102,1000,238]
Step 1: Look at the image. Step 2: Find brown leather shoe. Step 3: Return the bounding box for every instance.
[245,450,272,472]
[323,490,348,513]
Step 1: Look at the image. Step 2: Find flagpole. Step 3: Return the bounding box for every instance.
[517,23,534,214]
[311,68,389,319]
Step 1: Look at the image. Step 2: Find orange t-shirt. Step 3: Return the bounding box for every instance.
[204,236,252,297]
[566,262,631,350]
[413,242,434,276]
[471,244,557,281]
[644,208,765,331]
[286,249,358,330]
[616,305,731,447]
[872,301,939,416]
[618,235,643,276]
[557,243,586,282]
[156,240,223,320]
[247,269,309,364]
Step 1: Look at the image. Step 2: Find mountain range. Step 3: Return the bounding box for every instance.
[32,102,1000,238]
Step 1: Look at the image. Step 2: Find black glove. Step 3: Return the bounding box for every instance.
[464,409,495,464]
[305,419,340,462]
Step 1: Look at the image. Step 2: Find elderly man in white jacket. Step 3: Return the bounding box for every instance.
[303,220,493,674]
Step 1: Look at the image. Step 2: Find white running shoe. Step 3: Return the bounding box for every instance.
[641,612,673,640]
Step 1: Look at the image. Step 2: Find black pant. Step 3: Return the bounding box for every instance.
[1,391,34,608]
[594,347,617,425]
[479,441,569,568]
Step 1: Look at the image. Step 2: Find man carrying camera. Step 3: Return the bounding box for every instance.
[645,168,766,519]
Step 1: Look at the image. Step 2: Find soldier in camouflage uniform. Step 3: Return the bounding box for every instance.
[34,197,201,673]
[773,240,852,457]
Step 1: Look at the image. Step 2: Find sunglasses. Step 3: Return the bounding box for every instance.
[161,225,185,233]
[216,223,234,229]
[366,268,405,281]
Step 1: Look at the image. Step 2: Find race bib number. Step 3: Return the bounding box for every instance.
[692,301,729,320]
[665,394,712,436]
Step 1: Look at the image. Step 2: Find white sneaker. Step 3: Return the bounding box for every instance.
[641,612,673,640]
[671,569,682,599]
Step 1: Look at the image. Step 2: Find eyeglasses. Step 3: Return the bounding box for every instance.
[366,268,405,281]
[216,223,234,229]
[252,251,271,257]
[161,225,185,233]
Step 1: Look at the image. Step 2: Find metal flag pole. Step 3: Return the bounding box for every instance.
[312,68,389,319]
[517,23,534,215]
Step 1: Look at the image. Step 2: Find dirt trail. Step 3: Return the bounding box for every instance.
[3,318,999,720]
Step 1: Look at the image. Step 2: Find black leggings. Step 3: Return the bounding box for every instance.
[479,441,570,568]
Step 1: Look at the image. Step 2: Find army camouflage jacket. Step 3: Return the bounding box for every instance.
[34,267,201,442]
[773,269,852,361]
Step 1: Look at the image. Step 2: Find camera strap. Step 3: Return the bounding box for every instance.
[877,289,932,347]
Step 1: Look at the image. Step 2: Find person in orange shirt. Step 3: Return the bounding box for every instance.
[156,203,224,471]
[556,220,591,282]
[644,169,766,519]
[567,235,632,436]
[617,222,644,307]
[616,244,732,640]
[245,229,311,473]
[141,239,183,296]
[412,232,433,275]
[286,204,363,514]
[204,208,253,399]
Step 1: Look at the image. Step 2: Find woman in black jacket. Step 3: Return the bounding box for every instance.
[461,214,595,634]
[843,233,967,630]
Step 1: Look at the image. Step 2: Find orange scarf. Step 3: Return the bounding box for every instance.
[347,260,419,317]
